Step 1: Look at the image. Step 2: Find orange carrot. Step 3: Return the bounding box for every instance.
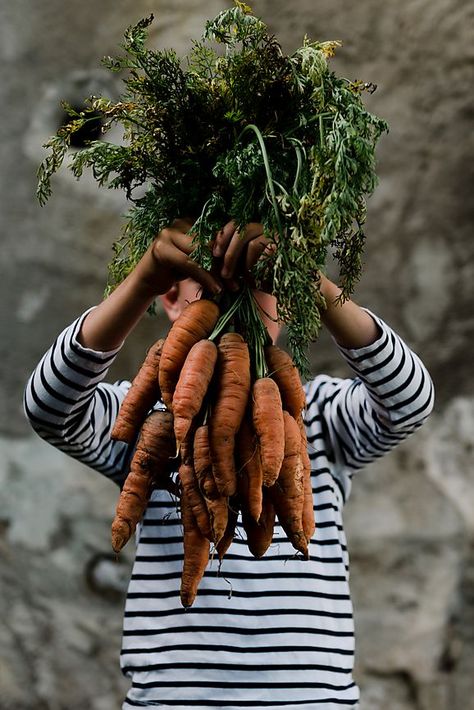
[111,338,164,443]
[173,339,217,444]
[193,425,227,543]
[111,410,175,552]
[265,345,306,419]
[242,492,275,558]
[251,377,285,487]
[178,461,213,541]
[205,492,228,546]
[215,500,239,561]
[180,489,210,608]
[193,425,219,499]
[298,414,315,542]
[209,333,251,497]
[268,412,307,558]
[159,299,220,410]
[236,417,263,523]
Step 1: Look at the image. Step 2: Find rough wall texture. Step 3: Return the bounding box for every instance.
[1,0,473,707]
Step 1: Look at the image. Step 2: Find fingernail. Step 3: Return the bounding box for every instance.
[221,267,229,278]
[213,246,222,257]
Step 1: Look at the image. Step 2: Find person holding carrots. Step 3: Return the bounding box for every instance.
[24,219,434,710]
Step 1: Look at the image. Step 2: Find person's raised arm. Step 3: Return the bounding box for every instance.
[78,219,223,351]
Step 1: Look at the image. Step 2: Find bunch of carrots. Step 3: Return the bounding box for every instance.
[110,291,314,607]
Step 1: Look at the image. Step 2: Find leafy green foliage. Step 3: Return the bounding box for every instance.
[36,2,388,376]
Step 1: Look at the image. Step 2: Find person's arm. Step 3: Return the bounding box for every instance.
[24,222,222,484]
[303,293,434,500]
[318,273,382,348]
[78,221,222,351]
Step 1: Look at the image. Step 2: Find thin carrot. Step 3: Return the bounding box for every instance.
[242,492,275,558]
[159,299,220,411]
[111,338,164,443]
[264,344,306,419]
[180,489,210,608]
[111,410,175,552]
[268,411,307,558]
[173,339,217,444]
[236,417,263,523]
[215,500,239,561]
[298,414,315,542]
[251,377,285,487]
[178,432,213,542]
[204,492,228,546]
[209,333,251,497]
[193,425,219,499]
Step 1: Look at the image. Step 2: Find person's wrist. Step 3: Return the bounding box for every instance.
[319,274,342,306]
[133,248,173,297]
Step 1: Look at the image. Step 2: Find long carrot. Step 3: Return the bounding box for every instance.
[265,344,306,419]
[268,411,307,558]
[236,417,263,523]
[180,489,210,608]
[173,339,217,444]
[111,410,175,552]
[242,492,275,558]
[194,425,219,499]
[298,414,315,542]
[209,332,250,497]
[251,377,285,487]
[159,299,220,411]
[178,461,213,541]
[192,425,228,543]
[111,338,164,443]
[215,499,239,561]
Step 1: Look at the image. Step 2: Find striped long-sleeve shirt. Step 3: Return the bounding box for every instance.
[24,306,434,710]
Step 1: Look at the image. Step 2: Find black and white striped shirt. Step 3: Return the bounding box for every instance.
[24,307,434,710]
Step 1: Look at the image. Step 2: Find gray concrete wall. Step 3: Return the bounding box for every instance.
[1,0,473,707]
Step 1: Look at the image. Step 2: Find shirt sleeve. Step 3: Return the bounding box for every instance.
[23,307,133,487]
[303,308,435,499]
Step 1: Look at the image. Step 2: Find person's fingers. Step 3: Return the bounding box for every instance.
[173,250,223,295]
[212,221,237,257]
[169,228,196,255]
[221,223,265,278]
[156,229,222,294]
[244,235,276,272]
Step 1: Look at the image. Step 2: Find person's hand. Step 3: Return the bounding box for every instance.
[139,218,223,297]
[211,220,276,291]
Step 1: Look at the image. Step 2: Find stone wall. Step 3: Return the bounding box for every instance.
[1,0,473,707]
